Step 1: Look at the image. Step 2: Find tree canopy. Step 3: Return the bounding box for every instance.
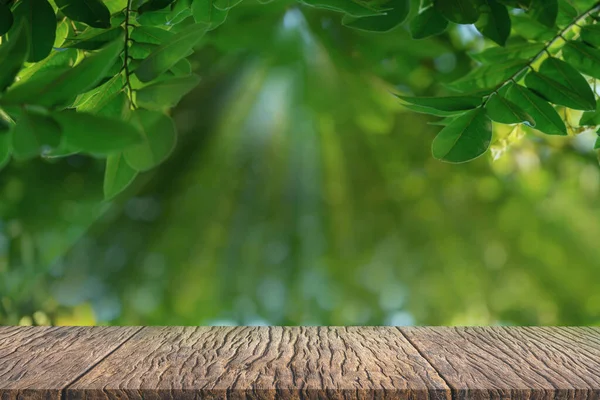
[1,0,599,195]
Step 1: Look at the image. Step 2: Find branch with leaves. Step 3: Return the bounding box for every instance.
[0,0,599,201]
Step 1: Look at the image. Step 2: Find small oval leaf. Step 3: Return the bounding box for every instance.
[485,93,535,126]
[55,111,142,154]
[123,109,177,171]
[432,108,493,163]
[506,84,567,135]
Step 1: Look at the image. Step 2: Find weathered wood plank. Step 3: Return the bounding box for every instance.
[0,326,141,400]
[66,326,451,400]
[401,327,600,400]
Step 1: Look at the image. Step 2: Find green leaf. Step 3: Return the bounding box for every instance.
[0,118,12,170]
[434,0,480,24]
[432,108,492,163]
[138,0,176,13]
[17,48,72,83]
[528,0,558,28]
[401,103,468,117]
[557,0,578,27]
[134,23,207,83]
[581,25,600,48]
[506,83,566,135]
[169,58,192,76]
[213,0,243,11]
[130,26,174,45]
[298,0,384,17]
[0,21,29,92]
[166,0,193,24]
[55,111,142,154]
[191,0,228,30]
[342,0,410,32]
[475,0,511,46]
[64,26,125,50]
[448,59,526,92]
[469,41,544,63]
[12,110,62,160]
[136,10,171,26]
[524,57,596,111]
[12,0,56,62]
[75,74,126,114]
[104,152,138,199]
[580,103,600,126]
[124,109,177,171]
[2,39,122,107]
[511,14,556,41]
[129,42,159,59]
[53,19,70,47]
[55,0,111,28]
[136,74,201,110]
[409,5,448,39]
[485,93,535,125]
[396,94,482,111]
[595,136,600,150]
[0,4,13,36]
[562,41,600,80]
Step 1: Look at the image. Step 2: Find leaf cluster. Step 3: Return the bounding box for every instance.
[394,0,600,162]
[0,0,229,197]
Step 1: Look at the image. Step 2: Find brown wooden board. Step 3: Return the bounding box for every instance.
[66,326,451,400]
[0,326,141,400]
[401,327,600,400]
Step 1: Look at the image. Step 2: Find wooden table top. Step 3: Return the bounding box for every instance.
[1,326,599,399]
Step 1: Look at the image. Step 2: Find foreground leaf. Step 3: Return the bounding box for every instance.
[434,0,480,24]
[524,57,596,111]
[12,0,56,62]
[64,27,124,50]
[2,39,122,107]
[130,26,174,45]
[298,0,383,17]
[476,0,511,46]
[124,109,177,171]
[191,0,229,29]
[409,5,448,39]
[0,22,29,92]
[55,0,111,28]
[104,153,138,199]
[432,108,492,163]
[396,94,482,112]
[485,93,535,125]
[449,59,526,92]
[55,111,142,154]
[134,23,207,82]
[528,0,558,28]
[581,25,600,48]
[469,41,544,63]
[0,4,13,36]
[562,40,600,80]
[506,84,566,135]
[343,0,410,32]
[136,75,201,110]
[0,118,11,169]
[12,110,61,160]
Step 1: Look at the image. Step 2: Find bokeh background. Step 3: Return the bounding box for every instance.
[2,0,600,326]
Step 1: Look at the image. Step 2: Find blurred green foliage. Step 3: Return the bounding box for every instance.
[1,0,600,326]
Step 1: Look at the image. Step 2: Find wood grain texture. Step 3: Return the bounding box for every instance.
[0,326,141,400]
[401,327,600,400]
[66,326,451,400]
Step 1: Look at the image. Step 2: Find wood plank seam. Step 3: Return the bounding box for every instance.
[59,326,145,400]
[397,327,457,399]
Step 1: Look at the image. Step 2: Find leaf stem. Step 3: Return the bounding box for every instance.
[482,1,600,106]
[123,0,136,109]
